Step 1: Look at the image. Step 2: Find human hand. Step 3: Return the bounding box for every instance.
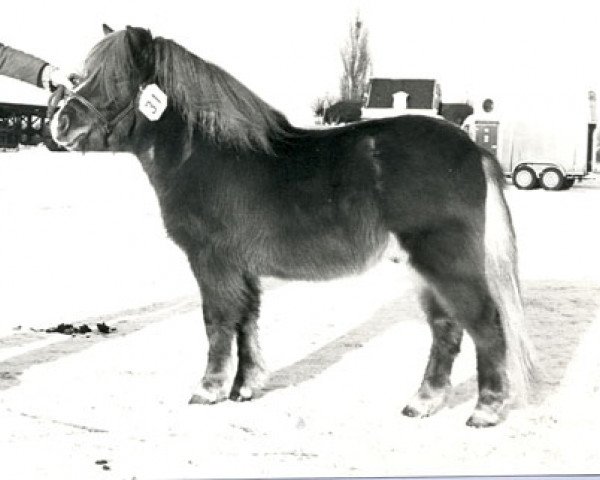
[42,65,82,90]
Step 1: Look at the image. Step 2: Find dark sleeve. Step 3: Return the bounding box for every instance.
[0,42,48,88]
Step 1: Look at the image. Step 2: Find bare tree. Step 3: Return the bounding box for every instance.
[339,13,372,102]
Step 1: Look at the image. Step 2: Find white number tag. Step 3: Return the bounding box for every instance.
[138,84,168,121]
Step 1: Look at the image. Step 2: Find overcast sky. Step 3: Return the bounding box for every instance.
[1,0,599,121]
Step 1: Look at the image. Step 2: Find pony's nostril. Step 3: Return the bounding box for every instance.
[57,114,70,134]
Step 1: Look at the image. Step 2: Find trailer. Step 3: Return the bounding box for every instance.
[469,91,597,190]
[0,101,63,151]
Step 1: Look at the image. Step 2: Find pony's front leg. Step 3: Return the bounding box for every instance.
[189,295,238,404]
[229,274,268,402]
[188,264,266,404]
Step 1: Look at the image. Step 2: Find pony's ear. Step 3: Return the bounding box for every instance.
[125,26,155,80]
[102,24,114,35]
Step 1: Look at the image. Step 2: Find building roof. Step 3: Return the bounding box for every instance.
[366,78,437,109]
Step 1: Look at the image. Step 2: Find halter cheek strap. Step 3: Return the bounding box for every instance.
[105,100,136,134]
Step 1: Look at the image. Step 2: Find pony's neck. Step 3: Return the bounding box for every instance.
[130,109,189,193]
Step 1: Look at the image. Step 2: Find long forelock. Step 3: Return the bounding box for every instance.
[84,31,140,103]
[153,37,290,152]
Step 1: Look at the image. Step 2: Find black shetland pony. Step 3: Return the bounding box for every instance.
[50,25,537,427]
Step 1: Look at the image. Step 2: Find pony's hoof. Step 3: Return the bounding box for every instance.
[402,390,448,418]
[401,405,422,417]
[466,409,501,428]
[229,386,254,402]
[189,394,214,405]
[188,386,228,405]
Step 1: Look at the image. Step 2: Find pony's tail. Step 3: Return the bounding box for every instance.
[481,152,540,406]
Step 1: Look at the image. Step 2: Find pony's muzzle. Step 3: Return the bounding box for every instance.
[49,109,70,146]
[50,106,87,150]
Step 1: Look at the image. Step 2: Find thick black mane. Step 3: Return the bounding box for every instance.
[86,31,291,152]
[153,38,291,151]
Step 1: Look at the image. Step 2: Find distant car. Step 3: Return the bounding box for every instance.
[323,100,363,125]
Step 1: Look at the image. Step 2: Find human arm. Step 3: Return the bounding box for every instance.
[0,42,76,89]
[0,42,48,87]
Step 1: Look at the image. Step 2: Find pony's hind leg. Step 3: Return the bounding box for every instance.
[434,281,508,427]
[188,260,266,404]
[426,279,508,427]
[402,288,464,418]
[462,301,511,427]
[399,227,510,427]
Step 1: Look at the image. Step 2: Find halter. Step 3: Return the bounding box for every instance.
[66,90,136,135]
[48,84,137,136]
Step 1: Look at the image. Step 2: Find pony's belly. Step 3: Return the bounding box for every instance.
[260,229,392,281]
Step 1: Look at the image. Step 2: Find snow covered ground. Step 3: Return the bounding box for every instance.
[1,148,600,479]
[0,149,197,334]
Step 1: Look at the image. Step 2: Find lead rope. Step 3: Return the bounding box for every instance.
[46,85,66,120]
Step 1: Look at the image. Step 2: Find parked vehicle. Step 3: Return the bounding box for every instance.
[488,91,597,190]
[323,100,363,125]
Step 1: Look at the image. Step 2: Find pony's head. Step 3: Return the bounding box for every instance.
[51,24,289,153]
[50,25,155,151]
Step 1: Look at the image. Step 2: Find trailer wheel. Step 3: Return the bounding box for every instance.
[512,166,539,190]
[540,168,565,190]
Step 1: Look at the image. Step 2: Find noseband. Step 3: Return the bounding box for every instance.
[70,92,135,135]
